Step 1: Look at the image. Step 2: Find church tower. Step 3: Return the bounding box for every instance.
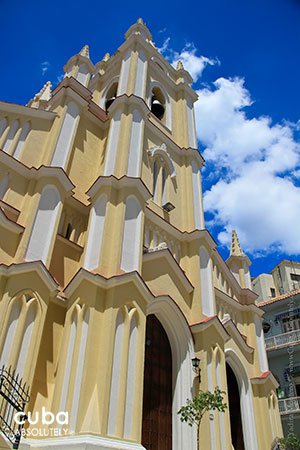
[0,19,282,450]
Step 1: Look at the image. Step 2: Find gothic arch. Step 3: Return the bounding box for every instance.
[99,77,119,110]
[148,80,172,130]
[225,348,258,450]
[146,296,196,450]
[0,291,41,379]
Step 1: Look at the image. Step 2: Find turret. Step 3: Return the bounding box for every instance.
[227,230,252,288]
[63,44,94,87]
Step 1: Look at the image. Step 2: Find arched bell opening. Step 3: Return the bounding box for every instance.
[226,363,245,450]
[151,87,166,121]
[105,82,118,111]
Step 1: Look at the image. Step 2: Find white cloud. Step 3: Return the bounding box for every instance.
[160,40,219,83]
[41,61,50,76]
[193,77,300,255]
[171,44,219,82]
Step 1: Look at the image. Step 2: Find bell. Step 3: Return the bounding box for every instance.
[151,98,165,120]
[105,96,116,111]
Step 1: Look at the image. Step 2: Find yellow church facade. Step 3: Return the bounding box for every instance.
[0,19,282,450]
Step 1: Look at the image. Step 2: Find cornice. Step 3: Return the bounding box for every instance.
[0,100,56,120]
[86,175,152,203]
[191,315,230,342]
[222,318,254,355]
[0,261,59,294]
[0,150,75,194]
[143,248,194,294]
[0,208,24,234]
[63,268,154,304]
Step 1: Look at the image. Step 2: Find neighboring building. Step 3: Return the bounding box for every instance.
[253,260,300,301]
[0,19,282,450]
[253,263,300,438]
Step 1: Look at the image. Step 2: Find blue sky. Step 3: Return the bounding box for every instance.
[1,0,300,277]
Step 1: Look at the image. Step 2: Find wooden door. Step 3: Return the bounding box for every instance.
[142,315,172,450]
[226,364,245,450]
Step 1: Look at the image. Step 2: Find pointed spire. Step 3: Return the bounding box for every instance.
[39,81,52,101]
[176,60,184,70]
[230,230,244,257]
[137,18,145,25]
[27,81,52,107]
[79,44,90,58]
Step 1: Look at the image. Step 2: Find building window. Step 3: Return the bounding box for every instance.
[290,273,300,282]
[281,313,300,333]
[151,87,165,121]
[270,288,276,298]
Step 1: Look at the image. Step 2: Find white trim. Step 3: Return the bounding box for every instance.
[3,119,19,152]
[60,316,77,414]
[117,50,131,96]
[25,185,61,264]
[70,309,90,431]
[186,97,197,148]
[147,296,196,450]
[127,110,143,177]
[134,50,147,98]
[254,316,269,372]
[216,353,226,450]
[15,304,35,377]
[77,64,90,87]
[199,246,215,316]
[120,196,142,272]
[0,301,21,367]
[191,160,204,230]
[84,195,107,270]
[108,312,125,436]
[225,349,258,450]
[124,316,138,439]
[14,121,31,159]
[51,101,80,169]
[207,353,217,450]
[103,110,121,176]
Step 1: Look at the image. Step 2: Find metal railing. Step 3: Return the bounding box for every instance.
[265,329,300,351]
[0,366,30,449]
[278,396,300,415]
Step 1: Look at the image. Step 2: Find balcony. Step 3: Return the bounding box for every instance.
[265,329,300,351]
[278,396,300,415]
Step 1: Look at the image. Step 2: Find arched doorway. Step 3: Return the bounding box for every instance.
[226,363,245,450]
[142,314,172,450]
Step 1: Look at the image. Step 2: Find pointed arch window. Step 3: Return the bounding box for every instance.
[149,145,176,209]
[0,292,40,379]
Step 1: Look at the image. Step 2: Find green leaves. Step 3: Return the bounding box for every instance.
[177,387,227,427]
[279,433,300,450]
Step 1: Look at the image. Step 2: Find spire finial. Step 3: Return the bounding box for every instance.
[102,52,110,62]
[230,230,244,257]
[79,45,90,58]
[137,18,145,24]
[176,60,184,70]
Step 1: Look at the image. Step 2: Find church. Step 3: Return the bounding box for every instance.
[0,19,282,450]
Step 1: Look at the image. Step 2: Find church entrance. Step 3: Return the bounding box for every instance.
[226,363,245,450]
[142,314,172,450]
